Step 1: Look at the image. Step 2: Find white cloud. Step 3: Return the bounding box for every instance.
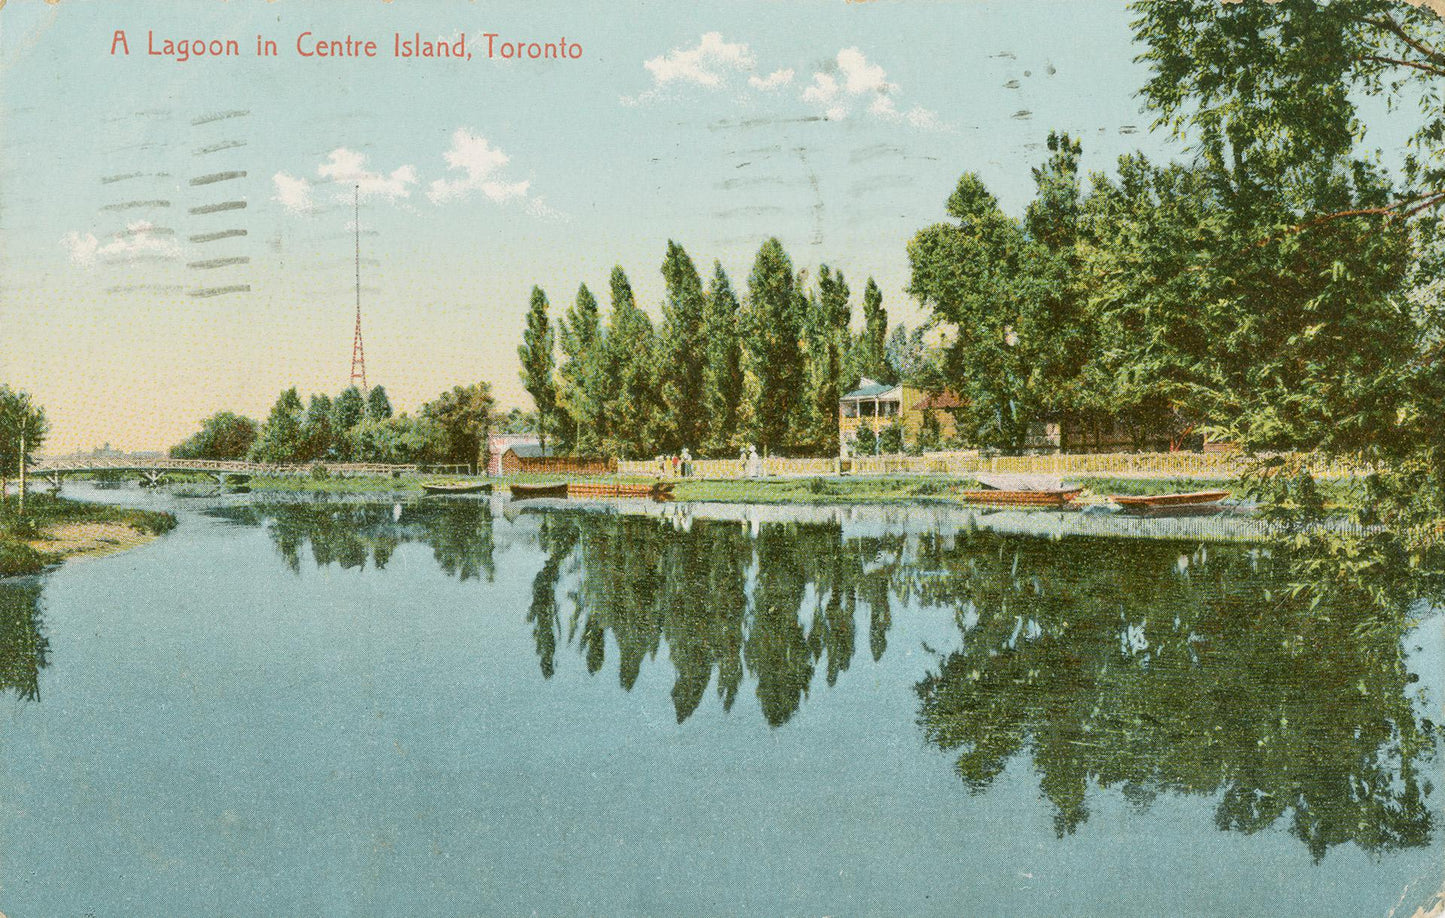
[747,67,794,91]
[273,172,314,214]
[62,221,180,266]
[427,128,531,205]
[644,32,755,89]
[802,47,940,128]
[316,148,418,201]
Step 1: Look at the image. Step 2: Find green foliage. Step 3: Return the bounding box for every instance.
[170,411,258,461]
[557,283,605,454]
[855,277,890,385]
[366,385,393,421]
[421,382,496,471]
[659,241,709,453]
[852,424,877,456]
[742,238,806,454]
[917,410,943,453]
[519,286,558,450]
[0,386,47,484]
[878,421,906,455]
[800,265,851,456]
[332,386,366,436]
[343,415,432,465]
[600,267,661,459]
[249,388,306,463]
[701,262,746,456]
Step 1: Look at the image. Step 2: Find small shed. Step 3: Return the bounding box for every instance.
[500,445,616,476]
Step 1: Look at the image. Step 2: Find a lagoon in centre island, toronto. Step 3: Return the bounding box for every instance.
[0,484,1440,917]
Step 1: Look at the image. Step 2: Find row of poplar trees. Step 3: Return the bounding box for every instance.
[518,238,891,459]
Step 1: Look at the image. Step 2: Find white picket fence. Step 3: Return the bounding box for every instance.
[618,451,1370,481]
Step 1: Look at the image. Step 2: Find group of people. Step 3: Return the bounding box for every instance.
[654,445,765,478]
[656,448,694,478]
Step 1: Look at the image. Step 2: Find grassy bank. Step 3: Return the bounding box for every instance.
[0,492,177,577]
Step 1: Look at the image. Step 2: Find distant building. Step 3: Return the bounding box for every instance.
[839,378,961,452]
[485,433,540,475]
[498,444,616,477]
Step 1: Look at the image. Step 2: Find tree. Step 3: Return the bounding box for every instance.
[345,415,430,464]
[249,388,306,463]
[171,411,258,460]
[801,265,851,456]
[300,395,334,461]
[600,267,661,458]
[557,283,605,454]
[496,407,538,436]
[741,238,806,455]
[856,277,889,384]
[659,241,710,453]
[1133,0,1445,221]
[331,386,366,440]
[421,383,496,472]
[519,285,558,452]
[366,385,393,421]
[0,387,47,504]
[700,262,746,456]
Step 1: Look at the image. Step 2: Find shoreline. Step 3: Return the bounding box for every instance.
[0,494,177,578]
[25,520,163,565]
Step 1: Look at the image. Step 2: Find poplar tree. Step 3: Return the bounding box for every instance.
[518,285,558,451]
[858,277,889,384]
[659,241,708,453]
[601,267,660,458]
[804,265,851,455]
[558,282,605,455]
[700,262,745,456]
[742,238,805,455]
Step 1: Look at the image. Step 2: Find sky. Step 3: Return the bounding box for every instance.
[2,0,1210,452]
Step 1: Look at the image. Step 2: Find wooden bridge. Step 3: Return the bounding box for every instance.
[25,457,470,488]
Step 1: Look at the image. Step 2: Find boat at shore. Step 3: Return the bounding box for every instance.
[509,481,674,501]
[960,488,1083,508]
[1110,490,1230,511]
[421,482,493,496]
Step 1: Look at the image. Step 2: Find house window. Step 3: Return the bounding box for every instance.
[882,400,899,417]
[842,401,858,418]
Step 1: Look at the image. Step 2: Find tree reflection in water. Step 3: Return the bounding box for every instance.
[526,512,897,727]
[911,530,1440,861]
[220,500,497,582]
[0,582,47,702]
[205,498,1441,858]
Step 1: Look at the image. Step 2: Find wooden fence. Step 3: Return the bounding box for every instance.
[617,451,1371,481]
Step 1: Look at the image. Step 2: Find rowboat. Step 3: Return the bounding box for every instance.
[565,481,674,500]
[1111,490,1229,510]
[960,488,1082,508]
[509,482,569,499]
[509,481,675,501]
[421,482,493,495]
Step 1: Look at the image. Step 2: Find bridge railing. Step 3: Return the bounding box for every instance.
[27,458,475,477]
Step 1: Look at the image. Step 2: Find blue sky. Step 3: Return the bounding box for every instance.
[4,0,1193,450]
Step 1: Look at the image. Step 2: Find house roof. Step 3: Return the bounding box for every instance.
[505,444,556,458]
[842,377,899,400]
[917,390,965,410]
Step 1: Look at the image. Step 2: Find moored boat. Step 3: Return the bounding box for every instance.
[421,482,493,495]
[960,488,1083,508]
[1110,490,1229,510]
[509,482,569,499]
[566,481,674,500]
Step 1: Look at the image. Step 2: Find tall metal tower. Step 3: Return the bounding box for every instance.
[349,184,369,394]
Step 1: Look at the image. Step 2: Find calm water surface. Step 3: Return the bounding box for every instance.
[0,485,1440,917]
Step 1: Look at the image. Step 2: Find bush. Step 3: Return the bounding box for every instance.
[853,426,878,456]
[879,422,906,455]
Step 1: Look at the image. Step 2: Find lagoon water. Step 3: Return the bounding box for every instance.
[0,485,1440,916]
